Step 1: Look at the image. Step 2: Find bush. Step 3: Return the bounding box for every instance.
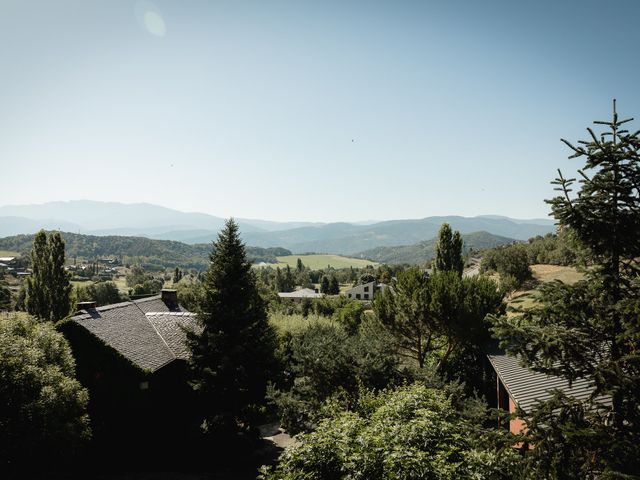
[0,315,91,471]
[75,281,124,307]
[331,300,365,334]
[260,383,520,480]
[481,243,531,290]
[269,318,401,433]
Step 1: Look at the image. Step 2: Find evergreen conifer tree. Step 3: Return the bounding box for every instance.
[492,101,640,476]
[434,223,464,276]
[320,275,330,294]
[173,267,182,284]
[186,219,277,435]
[25,230,71,322]
[0,278,10,311]
[329,275,340,295]
[284,264,294,292]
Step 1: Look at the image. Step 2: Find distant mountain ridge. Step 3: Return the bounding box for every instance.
[357,231,516,265]
[0,200,556,254]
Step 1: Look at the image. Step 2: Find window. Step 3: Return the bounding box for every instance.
[364,293,369,299]
[348,293,352,298]
[364,286,369,292]
[356,294,361,299]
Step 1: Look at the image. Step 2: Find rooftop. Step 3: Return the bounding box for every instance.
[69,296,199,372]
[488,353,606,413]
[278,288,323,299]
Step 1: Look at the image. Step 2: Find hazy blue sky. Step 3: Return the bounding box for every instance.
[1,0,639,222]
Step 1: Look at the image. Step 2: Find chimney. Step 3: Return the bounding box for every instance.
[161,289,178,305]
[77,301,97,310]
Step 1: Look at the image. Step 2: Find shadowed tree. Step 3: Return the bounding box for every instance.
[186,219,277,435]
[25,230,71,322]
[492,101,640,477]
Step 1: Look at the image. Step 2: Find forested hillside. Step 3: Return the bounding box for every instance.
[358,231,515,264]
[0,232,291,269]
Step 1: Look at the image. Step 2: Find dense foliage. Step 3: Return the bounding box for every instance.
[268,317,400,433]
[360,231,514,266]
[522,230,579,266]
[261,383,519,480]
[0,314,91,471]
[186,219,278,435]
[491,102,640,477]
[480,242,532,290]
[0,231,291,270]
[375,268,504,372]
[75,281,125,307]
[25,230,72,322]
[434,223,464,275]
[0,279,10,311]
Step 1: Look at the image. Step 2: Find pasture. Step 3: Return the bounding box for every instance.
[508,264,584,312]
[272,254,377,270]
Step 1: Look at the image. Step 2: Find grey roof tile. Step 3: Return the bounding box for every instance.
[70,296,198,372]
[488,353,607,413]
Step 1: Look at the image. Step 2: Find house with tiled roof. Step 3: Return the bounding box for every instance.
[278,287,324,302]
[488,352,602,436]
[59,289,201,463]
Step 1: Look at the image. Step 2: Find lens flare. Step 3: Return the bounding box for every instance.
[135,1,166,37]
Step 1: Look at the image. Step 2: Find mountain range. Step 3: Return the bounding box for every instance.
[0,201,556,254]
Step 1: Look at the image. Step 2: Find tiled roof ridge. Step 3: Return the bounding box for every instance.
[130,299,178,363]
[70,295,164,319]
[145,312,197,317]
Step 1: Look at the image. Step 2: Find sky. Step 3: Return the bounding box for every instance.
[1,0,639,222]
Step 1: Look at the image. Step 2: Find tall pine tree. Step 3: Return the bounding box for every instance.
[25,230,71,322]
[492,101,640,476]
[186,219,277,435]
[434,223,464,276]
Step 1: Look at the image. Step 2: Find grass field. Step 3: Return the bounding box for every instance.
[269,254,377,270]
[508,264,584,312]
[0,250,19,257]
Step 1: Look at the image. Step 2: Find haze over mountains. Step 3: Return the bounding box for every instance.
[0,201,556,255]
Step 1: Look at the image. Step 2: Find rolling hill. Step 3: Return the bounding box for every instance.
[357,231,516,265]
[0,232,291,270]
[0,201,555,254]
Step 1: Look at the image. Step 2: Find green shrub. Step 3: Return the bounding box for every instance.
[260,383,520,480]
[0,315,91,470]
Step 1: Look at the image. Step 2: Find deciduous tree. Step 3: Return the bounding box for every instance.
[25,230,72,322]
[434,223,464,276]
[0,314,90,470]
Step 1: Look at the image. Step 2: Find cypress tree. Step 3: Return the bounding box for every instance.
[186,219,277,435]
[329,275,340,295]
[320,275,330,294]
[0,278,10,311]
[284,264,294,292]
[26,230,71,322]
[492,101,640,476]
[49,232,72,321]
[434,223,464,276]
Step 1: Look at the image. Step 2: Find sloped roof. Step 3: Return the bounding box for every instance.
[488,353,603,413]
[278,288,323,299]
[69,296,199,372]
